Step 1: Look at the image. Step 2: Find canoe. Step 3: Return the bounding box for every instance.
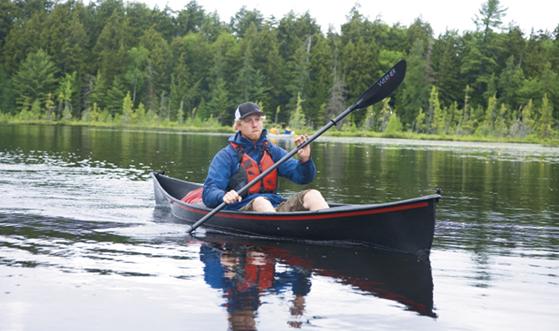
[152,172,441,255]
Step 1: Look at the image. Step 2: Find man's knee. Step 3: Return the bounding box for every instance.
[251,197,275,212]
[304,189,323,201]
[303,189,329,210]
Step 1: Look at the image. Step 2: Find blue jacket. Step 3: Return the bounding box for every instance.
[202,130,316,210]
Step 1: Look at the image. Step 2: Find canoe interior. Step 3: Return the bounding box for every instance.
[152,172,435,212]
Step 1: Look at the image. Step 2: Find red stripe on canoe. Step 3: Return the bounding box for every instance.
[173,201,430,221]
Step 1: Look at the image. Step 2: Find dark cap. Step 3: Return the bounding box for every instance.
[234,102,263,120]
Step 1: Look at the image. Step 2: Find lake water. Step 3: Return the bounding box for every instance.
[1,124,558,330]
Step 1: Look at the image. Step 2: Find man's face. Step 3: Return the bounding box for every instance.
[239,114,264,141]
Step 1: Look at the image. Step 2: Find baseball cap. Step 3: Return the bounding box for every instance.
[234,102,263,120]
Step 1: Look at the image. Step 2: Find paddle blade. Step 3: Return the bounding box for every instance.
[353,60,407,110]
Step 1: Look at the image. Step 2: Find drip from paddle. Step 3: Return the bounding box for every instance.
[187,60,407,234]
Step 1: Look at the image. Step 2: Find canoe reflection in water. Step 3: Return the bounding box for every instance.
[198,235,436,330]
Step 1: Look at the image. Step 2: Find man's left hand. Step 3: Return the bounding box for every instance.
[295,134,310,162]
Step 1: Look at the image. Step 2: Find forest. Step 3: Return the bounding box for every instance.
[0,0,558,140]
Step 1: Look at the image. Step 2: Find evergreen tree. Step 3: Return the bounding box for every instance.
[474,0,508,39]
[2,11,48,74]
[341,37,377,125]
[124,46,149,104]
[206,77,229,121]
[230,7,264,38]
[43,2,87,74]
[432,30,464,107]
[0,0,17,48]
[93,10,131,85]
[139,27,171,114]
[176,1,207,35]
[498,56,525,111]
[12,49,58,110]
[400,39,431,128]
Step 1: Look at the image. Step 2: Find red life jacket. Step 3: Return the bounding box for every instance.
[228,142,278,196]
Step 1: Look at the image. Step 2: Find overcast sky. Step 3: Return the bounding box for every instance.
[134,0,557,36]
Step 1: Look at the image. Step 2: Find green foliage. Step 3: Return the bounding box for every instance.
[57,72,76,119]
[474,0,507,37]
[538,94,555,138]
[414,108,427,133]
[429,86,445,134]
[520,99,536,136]
[0,0,556,143]
[12,49,58,110]
[121,92,134,125]
[476,94,498,136]
[400,39,431,126]
[289,93,307,130]
[384,112,403,134]
[376,99,392,132]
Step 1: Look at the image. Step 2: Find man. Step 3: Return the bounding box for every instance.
[202,102,329,212]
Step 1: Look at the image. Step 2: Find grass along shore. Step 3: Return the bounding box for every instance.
[2,115,558,147]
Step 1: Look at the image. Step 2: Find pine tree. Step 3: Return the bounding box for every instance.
[206,77,229,121]
[12,49,58,111]
[124,47,148,104]
[474,0,508,39]
[431,30,464,108]
[400,39,431,127]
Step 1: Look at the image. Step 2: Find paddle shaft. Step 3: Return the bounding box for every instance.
[187,104,358,233]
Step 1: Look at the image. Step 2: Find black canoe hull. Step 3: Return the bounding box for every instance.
[152,172,440,255]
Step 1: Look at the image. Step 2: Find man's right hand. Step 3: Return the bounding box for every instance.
[223,190,242,204]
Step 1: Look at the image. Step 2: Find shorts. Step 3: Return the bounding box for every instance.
[239,190,311,212]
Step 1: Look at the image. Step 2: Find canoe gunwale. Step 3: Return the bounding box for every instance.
[152,172,441,218]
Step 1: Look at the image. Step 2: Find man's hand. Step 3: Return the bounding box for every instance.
[295,134,311,162]
[223,190,242,204]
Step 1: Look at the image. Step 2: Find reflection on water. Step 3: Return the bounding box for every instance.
[198,234,436,330]
[1,124,558,330]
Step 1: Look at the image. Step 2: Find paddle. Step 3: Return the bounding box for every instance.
[187,59,407,234]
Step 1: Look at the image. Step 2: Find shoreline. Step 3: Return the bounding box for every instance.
[1,120,558,147]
